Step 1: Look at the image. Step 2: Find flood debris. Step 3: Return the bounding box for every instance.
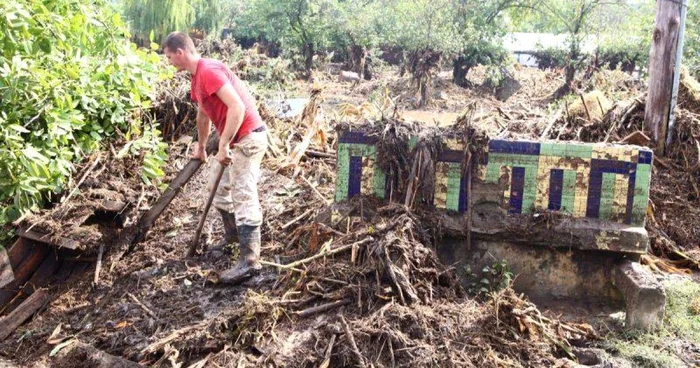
[2,64,700,367]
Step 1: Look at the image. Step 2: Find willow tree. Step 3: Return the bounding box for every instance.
[121,0,227,43]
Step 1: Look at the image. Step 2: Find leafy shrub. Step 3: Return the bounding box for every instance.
[596,38,648,73]
[532,46,570,70]
[0,0,166,223]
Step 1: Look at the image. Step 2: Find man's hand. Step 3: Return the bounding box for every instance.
[216,148,231,166]
[190,144,207,162]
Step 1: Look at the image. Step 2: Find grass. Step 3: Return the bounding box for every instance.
[606,279,700,368]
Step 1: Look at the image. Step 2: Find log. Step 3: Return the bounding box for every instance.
[296,299,351,318]
[0,289,49,341]
[644,0,683,153]
[130,159,204,247]
[3,254,60,314]
[0,243,50,308]
[8,237,32,268]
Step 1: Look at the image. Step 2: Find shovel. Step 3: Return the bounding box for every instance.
[188,163,226,257]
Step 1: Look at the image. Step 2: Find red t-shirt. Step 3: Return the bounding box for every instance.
[190,58,263,147]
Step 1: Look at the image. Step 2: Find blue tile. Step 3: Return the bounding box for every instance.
[339,131,378,144]
[548,169,564,211]
[586,171,603,218]
[638,150,653,164]
[439,150,465,163]
[348,156,363,198]
[509,167,526,214]
[489,140,541,155]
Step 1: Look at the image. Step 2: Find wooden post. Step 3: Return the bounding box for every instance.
[666,0,688,147]
[644,0,683,154]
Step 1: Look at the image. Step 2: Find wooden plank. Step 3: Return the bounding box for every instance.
[130,159,203,247]
[3,255,61,314]
[644,0,682,153]
[54,261,75,283]
[0,243,50,308]
[17,229,80,250]
[0,289,49,341]
[8,237,32,268]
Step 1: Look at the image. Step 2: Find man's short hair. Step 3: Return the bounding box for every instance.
[163,32,196,54]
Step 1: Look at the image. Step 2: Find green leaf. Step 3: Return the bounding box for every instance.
[49,339,76,357]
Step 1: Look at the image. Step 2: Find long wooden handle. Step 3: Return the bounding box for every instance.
[188,164,226,257]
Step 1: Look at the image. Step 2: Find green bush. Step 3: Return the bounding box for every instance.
[596,38,648,73]
[532,46,571,70]
[0,0,166,223]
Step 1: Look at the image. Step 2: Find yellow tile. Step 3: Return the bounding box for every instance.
[573,171,589,217]
[434,162,449,209]
[361,157,376,195]
[444,138,463,150]
[612,174,629,221]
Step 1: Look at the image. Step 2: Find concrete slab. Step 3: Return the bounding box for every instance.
[439,238,628,302]
[612,260,666,331]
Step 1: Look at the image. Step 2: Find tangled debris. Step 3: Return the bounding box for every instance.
[4,61,700,367]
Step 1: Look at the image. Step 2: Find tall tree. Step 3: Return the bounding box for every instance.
[121,0,227,43]
[452,0,529,87]
[537,0,624,97]
[234,0,335,78]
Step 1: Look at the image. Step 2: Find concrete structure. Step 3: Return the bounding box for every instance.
[334,129,665,330]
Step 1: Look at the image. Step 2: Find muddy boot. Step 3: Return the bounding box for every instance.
[219,225,262,284]
[210,209,238,256]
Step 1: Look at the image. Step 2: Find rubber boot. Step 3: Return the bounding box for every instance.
[210,209,238,255]
[219,225,262,284]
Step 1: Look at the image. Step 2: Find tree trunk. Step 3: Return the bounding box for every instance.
[303,42,314,79]
[452,56,472,88]
[644,0,682,153]
[408,49,441,108]
[348,45,366,80]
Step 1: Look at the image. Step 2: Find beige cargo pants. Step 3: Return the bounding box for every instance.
[208,131,267,227]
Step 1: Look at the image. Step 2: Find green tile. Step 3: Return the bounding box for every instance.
[408,136,418,150]
[345,143,376,157]
[599,173,617,220]
[560,170,577,214]
[373,164,387,199]
[631,163,651,226]
[488,153,541,166]
[335,144,350,201]
[446,163,462,211]
[485,164,502,183]
[521,164,539,213]
[540,142,592,158]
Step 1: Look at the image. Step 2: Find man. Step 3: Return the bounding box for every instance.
[163,32,267,284]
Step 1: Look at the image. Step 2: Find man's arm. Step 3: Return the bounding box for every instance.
[192,106,211,160]
[215,83,245,165]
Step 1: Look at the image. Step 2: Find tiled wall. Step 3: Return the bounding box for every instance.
[335,131,653,227]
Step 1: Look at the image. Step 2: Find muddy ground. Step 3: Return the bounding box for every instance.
[1,57,700,367]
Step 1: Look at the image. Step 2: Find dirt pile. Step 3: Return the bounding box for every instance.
[18,152,157,254]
